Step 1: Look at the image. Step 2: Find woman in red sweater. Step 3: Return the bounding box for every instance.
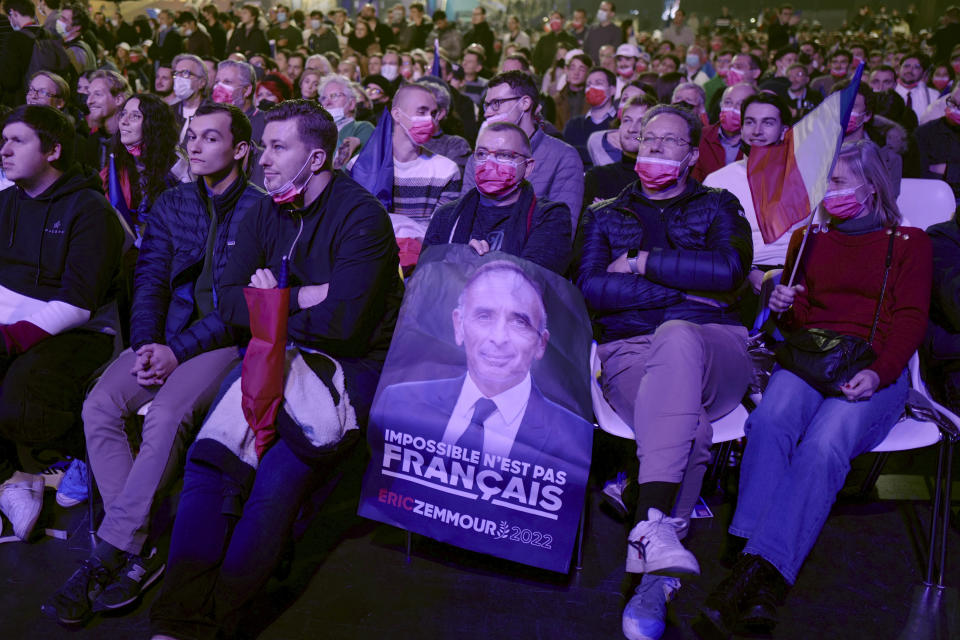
[695,139,932,639]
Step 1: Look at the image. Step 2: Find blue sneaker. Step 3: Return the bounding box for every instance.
[622,574,681,640]
[56,459,88,508]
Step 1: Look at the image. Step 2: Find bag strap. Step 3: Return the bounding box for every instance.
[868,226,898,344]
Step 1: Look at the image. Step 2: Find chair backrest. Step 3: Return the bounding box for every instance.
[896,178,955,230]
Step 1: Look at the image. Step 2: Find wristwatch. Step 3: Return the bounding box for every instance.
[627,248,640,274]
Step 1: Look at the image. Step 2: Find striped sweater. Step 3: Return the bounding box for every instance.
[392,151,462,226]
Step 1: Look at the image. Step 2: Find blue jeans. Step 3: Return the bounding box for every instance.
[729,367,908,584]
[150,436,336,639]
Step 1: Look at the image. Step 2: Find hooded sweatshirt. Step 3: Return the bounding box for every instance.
[0,167,125,352]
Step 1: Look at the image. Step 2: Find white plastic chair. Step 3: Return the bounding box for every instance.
[860,353,959,589]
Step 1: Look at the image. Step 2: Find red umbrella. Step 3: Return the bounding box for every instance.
[241,257,290,459]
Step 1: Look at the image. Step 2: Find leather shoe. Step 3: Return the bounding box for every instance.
[737,557,789,634]
[692,554,766,640]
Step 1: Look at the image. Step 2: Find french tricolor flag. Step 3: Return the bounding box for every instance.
[747,63,865,244]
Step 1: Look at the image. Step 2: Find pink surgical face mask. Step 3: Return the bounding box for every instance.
[397,112,435,145]
[475,157,526,197]
[212,81,241,106]
[719,107,741,132]
[932,76,951,91]
[634,154,689,190]
[845,110,866,134]
[823,187,866,219]
[267,151,319,204]
[725,67,746,86]
[945,103,960,126]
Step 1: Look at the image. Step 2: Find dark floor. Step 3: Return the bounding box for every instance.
[1,436,958,640]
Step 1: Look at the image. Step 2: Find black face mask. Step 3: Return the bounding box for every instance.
[257,99,278,112]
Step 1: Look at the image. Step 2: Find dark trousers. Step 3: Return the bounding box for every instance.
[0,330,115,481]
[150,434,349,639]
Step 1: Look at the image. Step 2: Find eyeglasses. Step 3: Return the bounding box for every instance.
[365,86,384,96]
[636,133,690,148]
[481,96,521,112]
[474,148,530,165]
[173,69,202,79]
[322,91,348,102]
[27,87,57,99]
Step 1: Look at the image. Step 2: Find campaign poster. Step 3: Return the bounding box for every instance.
[358,244,594,573]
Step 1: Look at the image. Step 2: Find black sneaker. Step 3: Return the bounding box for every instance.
[94,547,165,611]
[41,557,114,625]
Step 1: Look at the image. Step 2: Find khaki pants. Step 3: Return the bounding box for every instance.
[598,320,750,520]
[83,346,240,554]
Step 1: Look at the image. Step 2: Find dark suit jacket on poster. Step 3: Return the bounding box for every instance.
[371,375,592,466]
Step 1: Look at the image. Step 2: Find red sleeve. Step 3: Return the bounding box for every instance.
[775,227,811,330]
[867,231,933,387]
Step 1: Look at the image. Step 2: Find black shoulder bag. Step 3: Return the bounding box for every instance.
[774,228,897,397]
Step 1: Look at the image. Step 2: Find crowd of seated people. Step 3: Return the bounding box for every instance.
[0,0,957,638]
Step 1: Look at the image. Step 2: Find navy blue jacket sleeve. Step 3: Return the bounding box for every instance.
[576,206,686,312]
[644,190,753,292]
[130,191,175,350]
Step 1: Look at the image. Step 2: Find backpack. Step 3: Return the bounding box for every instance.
[22,27,77,86]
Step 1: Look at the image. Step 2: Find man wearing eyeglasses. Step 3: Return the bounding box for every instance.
[171,54,209,142]
[461,71,584,236]
[319,74,373,169]
[424,122,571,274]
[577,104,752,640]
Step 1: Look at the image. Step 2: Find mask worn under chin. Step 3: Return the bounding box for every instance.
[634,154,689,190]
[267,150,320,204]
[398,112,434,145]
[586,87,608,107]
[475,158,525,197]
[823,187,866,219]
[719,107,741,132]
[173,77,194,99]
[381,64,399,81]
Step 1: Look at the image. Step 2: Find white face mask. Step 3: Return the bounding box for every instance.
[55,20,68,36]
[381,64,399,81]
[327,106,346,123]
[311,19,321,29]
[596,9,609,22]
[173,76,194,99]
[182,27,193,36]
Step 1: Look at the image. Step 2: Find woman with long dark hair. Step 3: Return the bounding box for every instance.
[104,93,190,236]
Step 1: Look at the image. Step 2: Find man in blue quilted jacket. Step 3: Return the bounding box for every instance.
[576,104,753,640]
[43,102,266,626]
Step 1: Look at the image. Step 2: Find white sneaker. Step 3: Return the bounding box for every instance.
[626,508,700,576]
[622,574,682,640]
[0,471,44,540]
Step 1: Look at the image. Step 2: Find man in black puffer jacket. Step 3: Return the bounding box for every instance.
[43,103,266,627]
[576,104,753,639]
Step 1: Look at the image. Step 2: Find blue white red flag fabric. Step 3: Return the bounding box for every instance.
[107,152,134,228]
[350,107,394,212]
[431,38,441,77]
[747,63,865,244]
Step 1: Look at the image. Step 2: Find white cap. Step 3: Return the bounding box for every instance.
[564,48,584,64]
[616,43,641,59]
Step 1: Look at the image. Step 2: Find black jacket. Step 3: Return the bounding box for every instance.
[227,24,269,56]
[130,177,266,362]
[218,171,401,363]
[924,218,960,360]
[0,168,123,314]
[576,179,752,342]
[583,154,636,209]
[424,183,572,274]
